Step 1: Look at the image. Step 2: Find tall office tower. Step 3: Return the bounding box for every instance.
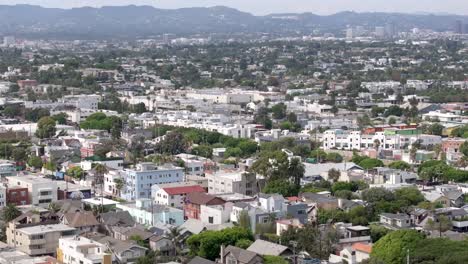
[375,27,386,38]
[455,20,463,34]
[385,23,396,38]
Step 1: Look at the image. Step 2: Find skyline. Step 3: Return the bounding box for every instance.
[2,0,468,16]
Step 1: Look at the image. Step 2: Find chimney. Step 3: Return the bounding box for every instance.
[220,244,225,263]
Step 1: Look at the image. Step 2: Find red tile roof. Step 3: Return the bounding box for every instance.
[352,243,372,254]
[287,196,301,202]
[163,185,206,195]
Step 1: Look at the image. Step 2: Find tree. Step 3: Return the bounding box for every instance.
[27,155,43,169]
[187,227,254,260]
[66,167,84,179]
[237,210,251,230]
[461,141,468,157]
[2,204,21,222]
[11,147,27,163]
[235,239,253,249]
[263,180,299,197]
[167,227,183,257]
[264,256,288,264]
[52,113,67,125]
[288,158,304,186]
[426,123,444,136]
[113,178,125,197]
[371,230,425,264]
[155,131,188,155]
[35,116,56,139]
[358,158,384,170]
[328,168,341,182]
[93,163,108,213]
[271,103,287,120]
[370,224,391,243]
[388,161,411,170]
[48,202,61,213]
[425,215,452,237]
[325,152,343,163]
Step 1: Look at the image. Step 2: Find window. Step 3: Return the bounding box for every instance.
[209,216,214,224]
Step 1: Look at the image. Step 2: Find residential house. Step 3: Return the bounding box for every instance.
[219,245,263,264]
[95,236,146,263]
[61,212,99,234]
[380,213,414,230]
[6,186,29,205]
[112,226,154,241]
[336,224,372,247]
[184,192,226,220]
[149,236,174,255]
[329,243,372,264]
[247,239,292,257]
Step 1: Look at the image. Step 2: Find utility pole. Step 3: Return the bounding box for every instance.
[289,240,298,264]
[407,248,410,264]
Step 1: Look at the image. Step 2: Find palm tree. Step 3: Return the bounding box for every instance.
[373,139,381,154]
[167,227,183,257]
[3,204,21,222]
[93,164,108,213]
[434,144,442,160]
[288,158,305,186]
[113,178,124,197]
[48,202,61,213]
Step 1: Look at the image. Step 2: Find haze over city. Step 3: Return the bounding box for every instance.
[3,0,468,15]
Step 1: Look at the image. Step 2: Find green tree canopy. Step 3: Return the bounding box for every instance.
[371,230,425,264]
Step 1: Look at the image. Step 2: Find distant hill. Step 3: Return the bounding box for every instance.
[0,5,466,39]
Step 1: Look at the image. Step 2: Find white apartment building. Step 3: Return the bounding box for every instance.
[174,154,207,176]
[121,163,184,201]
[0,185,6,207]
[6,176,57,205]
[322,129,441,151]
[206,170,258,196]
[104,170,125,197]
[58,236,112,264]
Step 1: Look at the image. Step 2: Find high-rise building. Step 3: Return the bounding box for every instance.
[455,20,463,34]
[385,23,396,38]
[346,28,355,39]
[3,36,15,46]
[375,27,386,38]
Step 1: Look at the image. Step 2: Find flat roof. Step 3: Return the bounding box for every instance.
[83,197,120,206]
[19,224,75,235]
[6,176,55,184]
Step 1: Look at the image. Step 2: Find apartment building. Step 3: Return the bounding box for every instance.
[152,182,206,208]
[0,185,5,207]
[322,128,441,151]
[206,170,259,196]
[116,199,184,226]
[7,223,76,256]
[57,236,112,264]
[121,163,184,201]
[6,176,57,205]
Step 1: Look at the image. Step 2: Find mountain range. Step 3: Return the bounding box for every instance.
[0,4,466,39]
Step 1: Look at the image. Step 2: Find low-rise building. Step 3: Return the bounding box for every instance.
[57,236,112,264]
[7,223,76,256]
[152,183,206,208]
[117,199,184,226]
[6,176,57,205]
[206,170,258,196]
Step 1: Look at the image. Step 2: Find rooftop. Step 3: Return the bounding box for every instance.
[19,224,75,235]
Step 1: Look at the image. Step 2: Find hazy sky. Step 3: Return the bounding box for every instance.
[2,0,468,15]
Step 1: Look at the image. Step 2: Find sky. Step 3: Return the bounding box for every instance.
[1,0,468,15]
